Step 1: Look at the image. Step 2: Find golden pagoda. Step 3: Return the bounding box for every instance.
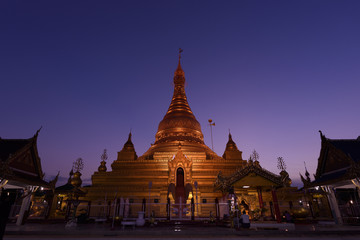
[86,52,301,221]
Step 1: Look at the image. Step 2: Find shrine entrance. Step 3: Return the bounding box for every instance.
[175,168,186,204]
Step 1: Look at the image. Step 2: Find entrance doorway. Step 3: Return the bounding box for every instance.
[175,168,185,204]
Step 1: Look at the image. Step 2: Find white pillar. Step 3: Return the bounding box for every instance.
[325,186,343,225]
[16,187,33,226]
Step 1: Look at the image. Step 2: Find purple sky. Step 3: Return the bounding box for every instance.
[1,0,359,187]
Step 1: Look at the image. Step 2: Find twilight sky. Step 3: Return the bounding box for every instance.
[1,0,359,187]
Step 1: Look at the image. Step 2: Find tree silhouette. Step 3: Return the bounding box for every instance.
[250,149,259,162]
[101,149,108,162]
[277,157,286,171]
[73,158,84,173]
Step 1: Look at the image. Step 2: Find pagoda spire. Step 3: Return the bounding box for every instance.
[167,48,192,115]
[154,50,204,145]
[174,48,185,78]
[222,132,243,160]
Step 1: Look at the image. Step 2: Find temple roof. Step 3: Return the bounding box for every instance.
[328,138,360,163]
[0,139,30,161]
[0,130,48,188]
[55,183,86,196]
[214,161,289,192]
[311,132,360,186]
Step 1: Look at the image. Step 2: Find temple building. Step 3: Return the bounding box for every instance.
[0,130,49,225]
[303,132,360,224]
[84,54,302,221]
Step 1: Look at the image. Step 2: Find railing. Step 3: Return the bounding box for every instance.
[11,198,336,222]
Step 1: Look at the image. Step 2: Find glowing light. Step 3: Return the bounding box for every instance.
[243,186,250,188]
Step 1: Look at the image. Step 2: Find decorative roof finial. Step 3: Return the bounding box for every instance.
[304,161,310,181]
[34,126,42,138]
[98,149,108,172]
[174,48,185,77]
[179,48,183,61]
[228,129,232,140]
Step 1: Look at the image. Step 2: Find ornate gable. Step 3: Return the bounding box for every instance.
[168,144,192,184]
[215,160,288,193]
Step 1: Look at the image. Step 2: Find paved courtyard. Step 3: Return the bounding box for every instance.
[4,221,360,240]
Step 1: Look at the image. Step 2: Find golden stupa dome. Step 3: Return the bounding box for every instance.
[71,171,82,187]
[155,55,204,145]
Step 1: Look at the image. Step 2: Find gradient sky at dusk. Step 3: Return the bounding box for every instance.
[1,0,359,187]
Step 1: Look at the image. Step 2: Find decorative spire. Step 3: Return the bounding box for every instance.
[174,48,185,78]
[224,132,238,151]
[123,132,135,151]
[98,149,108,172]
[304,161,310,182]
[154,50,204,145]
[222,132,243,160]
[71,158,84,187]
[34,126,42,138]
[115,132,138,161]
[67,168,74,184]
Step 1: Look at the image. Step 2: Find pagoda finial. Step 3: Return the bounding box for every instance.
[304,161,310,181]
[228,129,232,140]
[174,48,185,77]
[154,50,204,146]
[98,149,108,172]
[34,126,42,138]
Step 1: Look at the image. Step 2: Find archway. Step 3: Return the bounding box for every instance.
[175,168,186,205]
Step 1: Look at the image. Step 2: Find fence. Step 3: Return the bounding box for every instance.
[8,199,341,222]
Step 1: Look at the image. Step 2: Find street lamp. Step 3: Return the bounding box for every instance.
[194,181,198,216]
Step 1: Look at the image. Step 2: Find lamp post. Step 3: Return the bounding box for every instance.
[148,181,152,218]
[194,181,198,217]
[208,119,215,151]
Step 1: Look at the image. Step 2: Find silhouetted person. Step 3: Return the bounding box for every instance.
[284,210,292,222]
[240,210,250,229]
